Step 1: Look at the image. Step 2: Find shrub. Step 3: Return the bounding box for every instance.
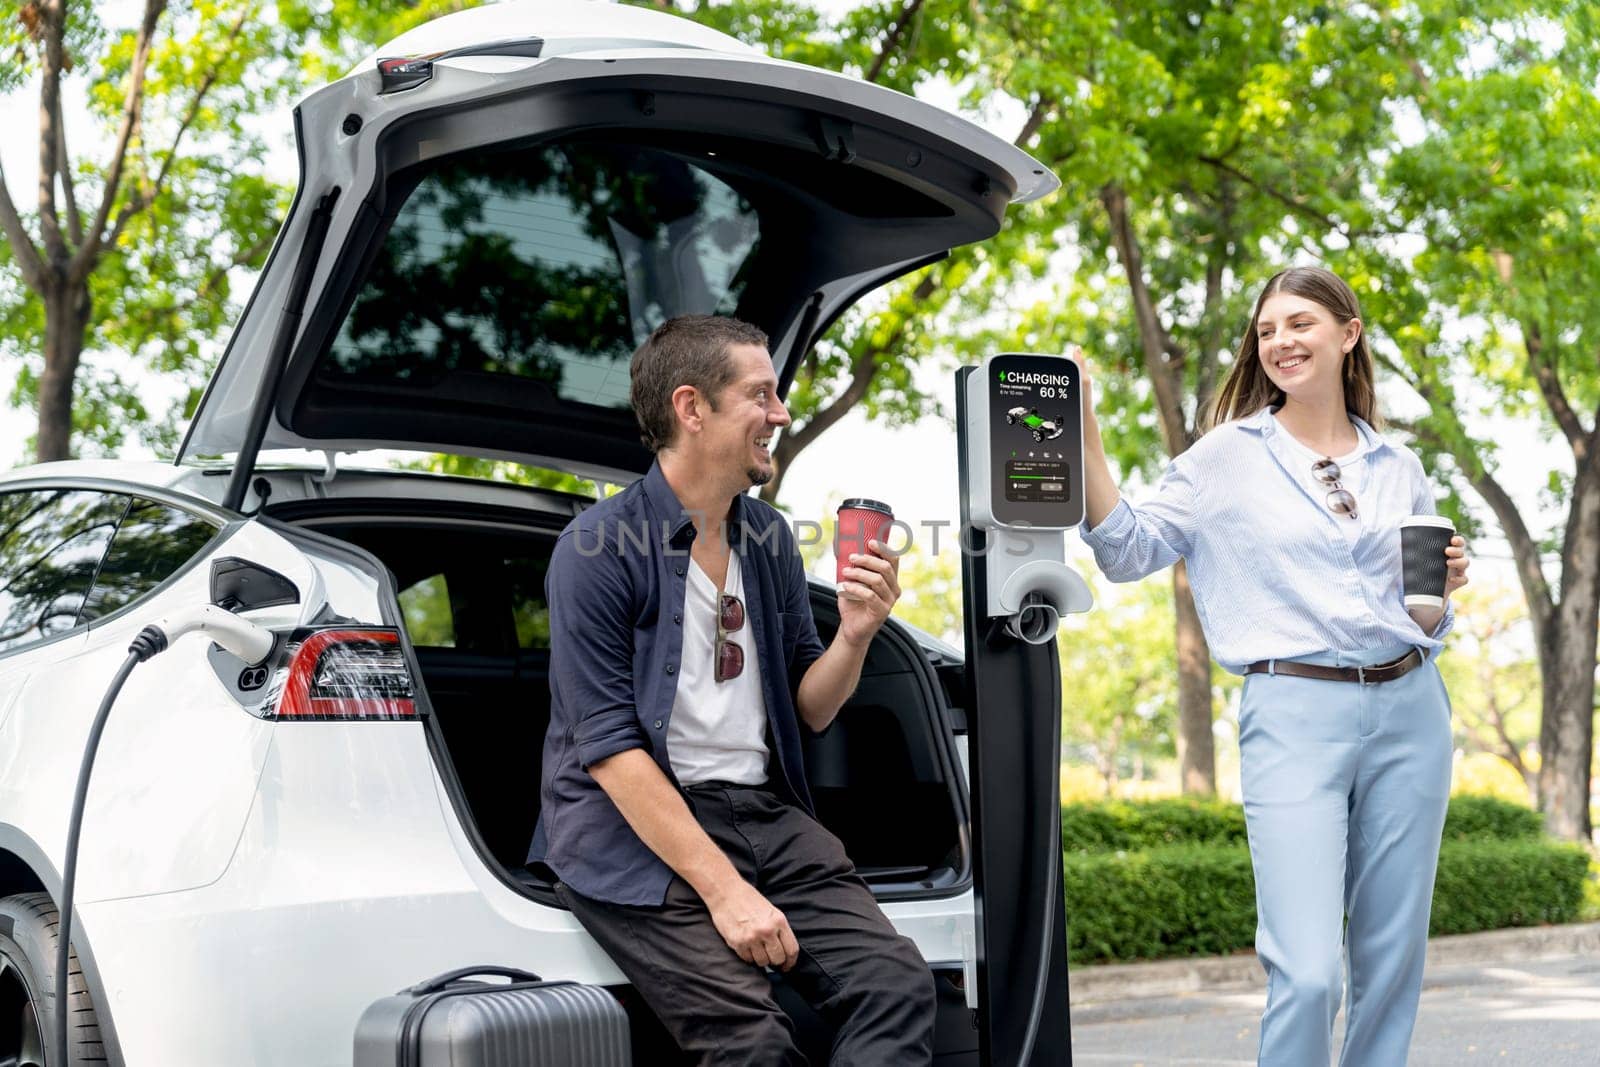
[1061,794,1541,855]
[1439,794,1543,842]
[1428,839,1589,935]
[1062,837,1590,965]
[1060,797,1247,854]
[1061,845,1257,963]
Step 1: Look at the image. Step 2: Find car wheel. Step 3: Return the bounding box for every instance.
[1032,430,1043,442]
[0,893,104,1067]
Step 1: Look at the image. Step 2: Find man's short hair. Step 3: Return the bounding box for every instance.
[629,315,770,453]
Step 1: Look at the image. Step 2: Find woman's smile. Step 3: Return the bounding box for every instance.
[1275,353,1309,372]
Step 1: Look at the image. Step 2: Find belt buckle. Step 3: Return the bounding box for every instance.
[1357,665,1369,685]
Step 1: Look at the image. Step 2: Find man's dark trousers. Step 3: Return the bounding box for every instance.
[556,783,937,1066]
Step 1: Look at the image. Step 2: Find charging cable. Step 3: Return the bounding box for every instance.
[54,606,272,1063]
[1013,655,1063,1067]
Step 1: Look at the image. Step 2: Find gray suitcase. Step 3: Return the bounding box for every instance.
[354,965,631,1067]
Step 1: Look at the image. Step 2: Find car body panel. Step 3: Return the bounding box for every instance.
[0,457,978,1061]
[0,521,312,903]
[77,717,973,1065]
[0,460,981,1063]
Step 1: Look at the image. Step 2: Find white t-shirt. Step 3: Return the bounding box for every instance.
[666,553,769,786]
[1276,421,1369,546]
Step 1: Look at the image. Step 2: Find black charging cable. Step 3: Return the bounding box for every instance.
[976,618,1064,1067]
[53,625,168,1063]
[1014,656,1063,1067]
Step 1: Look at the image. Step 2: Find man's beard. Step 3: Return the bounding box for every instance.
[746,466,773,487]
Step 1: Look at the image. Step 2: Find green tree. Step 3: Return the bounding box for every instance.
[0,0,324,460]
[1339,1,1600,839]
[974,0,1408,794]
[1436,582,1543,802]
[1057,577,1241,796]
[0,0,470,464]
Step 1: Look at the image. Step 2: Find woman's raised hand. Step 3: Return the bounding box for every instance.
[1068,345,1105,455]
[1068,345,1123,530]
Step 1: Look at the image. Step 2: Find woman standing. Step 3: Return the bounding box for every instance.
[1075,266,1470,1065]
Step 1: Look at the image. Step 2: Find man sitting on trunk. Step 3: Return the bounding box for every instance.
[529,314,935,1065]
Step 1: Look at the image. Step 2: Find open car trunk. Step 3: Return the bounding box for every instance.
[179,14,1054,487]
[277,501,969,901]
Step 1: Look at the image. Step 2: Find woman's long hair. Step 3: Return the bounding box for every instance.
[1203,266,1381,432]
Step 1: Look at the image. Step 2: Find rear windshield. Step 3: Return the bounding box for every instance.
[321,140,759,411]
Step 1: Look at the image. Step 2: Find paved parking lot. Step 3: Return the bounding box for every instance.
[1069,955,1600,1066]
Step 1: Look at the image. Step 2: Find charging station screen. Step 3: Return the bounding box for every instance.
[988,354,1084,527]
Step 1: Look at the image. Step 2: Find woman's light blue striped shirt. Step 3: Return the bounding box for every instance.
[1079,405,1454,675]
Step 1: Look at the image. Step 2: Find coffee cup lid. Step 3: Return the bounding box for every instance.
[1400,515,1454,530]
[838,498,892,516]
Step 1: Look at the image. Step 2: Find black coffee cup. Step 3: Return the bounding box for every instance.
[1400,516,1454,609]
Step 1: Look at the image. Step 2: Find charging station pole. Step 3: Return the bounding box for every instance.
[956,356,1087,1066]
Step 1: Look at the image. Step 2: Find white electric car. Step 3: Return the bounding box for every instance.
[0,2,1056,1063]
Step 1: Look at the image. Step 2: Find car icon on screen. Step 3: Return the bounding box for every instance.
[1006,406,1065,442]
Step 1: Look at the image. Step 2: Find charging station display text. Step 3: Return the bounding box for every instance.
[985,356,1084,527]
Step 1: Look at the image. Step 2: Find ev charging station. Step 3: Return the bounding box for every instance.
[957,353,1092,1065]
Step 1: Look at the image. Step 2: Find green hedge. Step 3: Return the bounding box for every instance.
[1062,845,1258,963]
[1439,794,1544,842]
[1429,839,1590,934]
[1061,831,1589,965]
[1061,794,1541,855]
[1058,797,1581,964]
[1060,798,1248,853]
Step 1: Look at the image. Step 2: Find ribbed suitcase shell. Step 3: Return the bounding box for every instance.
[354,967,631,1067]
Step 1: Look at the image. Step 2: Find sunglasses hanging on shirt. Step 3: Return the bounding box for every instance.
[714,593,745,682]
[1311,457,1359,520]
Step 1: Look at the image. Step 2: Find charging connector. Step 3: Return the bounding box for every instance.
[53,608,272,1063]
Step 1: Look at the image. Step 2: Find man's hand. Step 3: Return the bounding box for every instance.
[798,539,902,731]
[836,539,901,648]
[704,877,799,971]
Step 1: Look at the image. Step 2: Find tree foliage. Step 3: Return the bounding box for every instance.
[1436,581,1543,802]
[1332,0,1600,839]
[0,1,338,459]
[1058,577,1241,796]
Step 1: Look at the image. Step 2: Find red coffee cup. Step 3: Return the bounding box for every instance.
[835,498,894,586]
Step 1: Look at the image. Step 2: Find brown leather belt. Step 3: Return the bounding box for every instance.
[1244,648,1423,685]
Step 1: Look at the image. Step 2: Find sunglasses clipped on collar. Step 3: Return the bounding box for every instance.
[714,593,745,683]
[1311,457,1359,520]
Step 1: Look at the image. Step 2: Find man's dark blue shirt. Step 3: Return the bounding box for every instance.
[528,462,828,906]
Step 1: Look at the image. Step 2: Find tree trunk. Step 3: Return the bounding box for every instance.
[1101,182,1218,793]
[1536,454,1600,840]
[1173,560,1216,793]
[35,281,89,463]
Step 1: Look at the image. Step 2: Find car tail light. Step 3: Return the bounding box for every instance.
[263,629,418,721]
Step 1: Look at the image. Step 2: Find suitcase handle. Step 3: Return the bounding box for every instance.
[406,965,545,995]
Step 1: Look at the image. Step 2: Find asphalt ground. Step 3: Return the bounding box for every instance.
[1068,954,1600,1066]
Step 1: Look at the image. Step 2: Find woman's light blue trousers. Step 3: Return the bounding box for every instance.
[1239,643,1453,1066]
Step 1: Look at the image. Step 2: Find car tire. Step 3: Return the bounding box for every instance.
[1032,430,1043,442]
[0,892,105,1066]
